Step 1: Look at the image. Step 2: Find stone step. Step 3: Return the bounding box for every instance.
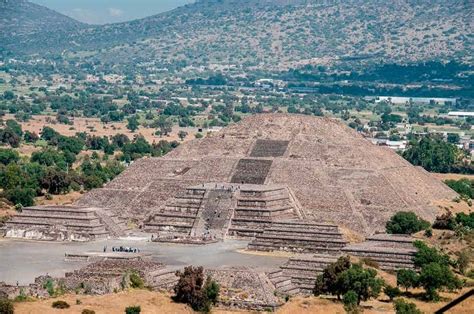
[248,243,343,254]
[266,226,340,233]
[15,212,97,220]
[272,221,339,228]
[231,217,273,223]
[228,227,264,234]
[145,222,193,228]
[263,230,343,238]
[235,206,293,213]
[281,265,325,274]
[153,213,197,219]
[253,235,347,244]
[21,206,96,216]
[342,247,415,257]
[7,220,105,229]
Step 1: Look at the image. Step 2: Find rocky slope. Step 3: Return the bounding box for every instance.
[1,0,472,68]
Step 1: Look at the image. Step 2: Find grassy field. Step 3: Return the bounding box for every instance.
[14,286,474,314]
[5,114,199,144]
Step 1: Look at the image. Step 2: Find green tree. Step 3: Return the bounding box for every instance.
[0,128,21,148]
[127,116,139,132]
[314,256,351,299]
[413,241,450,268]
[402,136,462,173]
[0,149,19,165]
[31,149,68,170]
[396,269,419,292]
[447,133,460,144]
[386,212,430,234]
[23,130,39,143]
[154,116,172,136]
[337,264,385,305]
[41,126,60,142]
[418,262,461,301]
[6,120,22,137]
[41,168,71,195]
[5,187,35,207]
[58,136,85,155]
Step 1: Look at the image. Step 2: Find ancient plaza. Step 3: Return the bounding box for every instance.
[0,114,456,309]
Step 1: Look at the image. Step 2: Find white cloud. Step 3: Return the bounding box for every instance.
[108,7,124,17]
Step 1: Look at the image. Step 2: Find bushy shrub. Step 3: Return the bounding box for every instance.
[455,212,474,229]
[0,298,14,314]
[173,266,219,312]
[413,241,450,268]
[386,212,430,234]
[433,211,455,230]
[82,310,96,314]
[129,272,144,289]
[52,300,70,309]
[343,290,359,313]
[394,299,422,314]
[384,285,401,301]
[125,306,141,314]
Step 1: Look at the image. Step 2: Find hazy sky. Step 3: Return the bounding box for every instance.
[31,0,195,24]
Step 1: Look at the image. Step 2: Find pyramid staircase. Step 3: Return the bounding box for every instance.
[144,186,206,238]
[228,185,299,238]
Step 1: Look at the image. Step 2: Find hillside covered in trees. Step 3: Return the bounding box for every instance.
[1,0,472,70]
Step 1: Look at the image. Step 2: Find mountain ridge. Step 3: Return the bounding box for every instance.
[1,0,472,69]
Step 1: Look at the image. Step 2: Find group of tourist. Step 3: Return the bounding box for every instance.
[108,246,140,253]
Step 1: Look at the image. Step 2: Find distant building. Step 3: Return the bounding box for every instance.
[366,96,457,105]
[369,138,407,151]
[448,112,474,117]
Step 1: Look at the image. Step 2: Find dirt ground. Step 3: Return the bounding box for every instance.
[14,290,194,314]
[433,173,474,181]
[5,114,198,144]
[14,288,474,314]
[35,191,83,206]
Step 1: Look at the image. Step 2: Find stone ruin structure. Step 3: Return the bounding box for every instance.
[342,233,417,270]
[267,234,417,295]
[144,183,302,241]
[77,114,455,236]
[248,221,347,253]
[4,114,457,242]
[61,259,178,294]
[4,205,128,241]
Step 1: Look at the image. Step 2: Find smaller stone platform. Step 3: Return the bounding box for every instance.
[247,220,347,254]
[5,205,128,241]
[268,254,339,295]
[342,233,416,270]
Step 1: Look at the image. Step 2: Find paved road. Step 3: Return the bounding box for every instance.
[0,238,287,285]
